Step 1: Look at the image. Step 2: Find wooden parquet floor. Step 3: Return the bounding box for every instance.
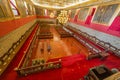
[31,25,89,62]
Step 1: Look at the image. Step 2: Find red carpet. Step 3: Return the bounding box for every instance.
[1,26,120,80]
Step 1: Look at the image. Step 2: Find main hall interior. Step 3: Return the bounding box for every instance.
[0,0,120,80]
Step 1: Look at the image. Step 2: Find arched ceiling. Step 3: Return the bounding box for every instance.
[30,0,99,9]
[30,0,119,10]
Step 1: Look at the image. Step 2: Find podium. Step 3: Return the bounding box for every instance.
[88,65,113,80]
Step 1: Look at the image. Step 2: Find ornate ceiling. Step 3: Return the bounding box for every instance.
[30,0,119,10]
[31,0,94,9]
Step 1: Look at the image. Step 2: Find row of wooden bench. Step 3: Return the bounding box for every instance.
[65,26,120,57]
[14,24,40,75]
[38,33,53,39]
[64,27,102,54]
[64,27,109,60]
[38,24,53,39]
[55,26,72,38]
[39,21,54,24]
[21,30,39,68]
[16,59,62,76]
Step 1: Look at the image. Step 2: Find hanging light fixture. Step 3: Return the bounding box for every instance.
[57,10,69,25]
[50,12,55,18]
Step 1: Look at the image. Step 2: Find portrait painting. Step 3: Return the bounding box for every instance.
[78,8,89,21]
[93,4,118,24]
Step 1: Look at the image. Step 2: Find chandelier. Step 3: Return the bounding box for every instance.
[57,10,69,24]
[50,12,55,18]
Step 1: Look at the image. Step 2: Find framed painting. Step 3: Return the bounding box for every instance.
[71,9,76,18]
[93,4,118,24]
[78,8,89,21]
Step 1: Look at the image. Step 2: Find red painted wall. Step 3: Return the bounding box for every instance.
[0,15,36,37]
[109,16,120,31]
[85,8,96,25]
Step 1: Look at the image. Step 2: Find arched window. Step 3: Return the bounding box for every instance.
[10,0,20,16]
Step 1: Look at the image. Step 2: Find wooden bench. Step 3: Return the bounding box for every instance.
[65,26,120,57]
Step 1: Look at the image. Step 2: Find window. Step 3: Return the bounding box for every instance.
[44,9,47,16]
[10,0,20,16]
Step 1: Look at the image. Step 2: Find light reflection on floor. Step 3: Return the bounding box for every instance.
[54,35,59,41]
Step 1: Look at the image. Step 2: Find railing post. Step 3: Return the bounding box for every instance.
[14,67,22,76]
